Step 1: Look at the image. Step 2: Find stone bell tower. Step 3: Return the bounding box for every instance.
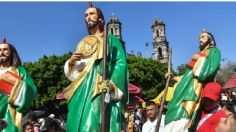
[151,18,169,63]
[107,14,126,52]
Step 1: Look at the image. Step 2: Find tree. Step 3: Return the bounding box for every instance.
[216,61,236,85]
[23,52,72,114]
[176,64,188,76]
[127,56,167,100]
[23,53,168,114]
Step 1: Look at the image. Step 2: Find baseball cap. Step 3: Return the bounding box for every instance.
[201,82,222,101]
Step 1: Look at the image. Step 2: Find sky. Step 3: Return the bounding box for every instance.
[0,2,236,70]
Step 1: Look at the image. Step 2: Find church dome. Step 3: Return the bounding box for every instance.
[108,15,121,24]
[152,18,165,26]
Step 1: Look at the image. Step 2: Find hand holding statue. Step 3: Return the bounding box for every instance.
[165,72,178,82]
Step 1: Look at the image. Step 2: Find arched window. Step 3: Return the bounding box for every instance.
[111,28,114,35]
[115,28,118,34]
[156,30,159,37]
[158,47,163,59]
[160,29,163,36]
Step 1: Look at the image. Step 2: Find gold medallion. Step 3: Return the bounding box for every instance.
[76,35,99,58]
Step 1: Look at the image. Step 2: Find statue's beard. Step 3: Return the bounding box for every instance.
[86,20,99,30]
[0,56,9,63]
[199,40,209,51]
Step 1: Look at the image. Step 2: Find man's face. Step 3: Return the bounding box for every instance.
[25,124,33,132]
[0,44,11,63]
[201,97,218,111]
[85,8,99,30]
[199,32,209,49]
[146,105,158,121]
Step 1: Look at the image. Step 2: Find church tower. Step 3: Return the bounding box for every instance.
[107,14,126,52]
[151,18,169,63]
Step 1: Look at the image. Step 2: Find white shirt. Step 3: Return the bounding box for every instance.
[159,115,165,132]
[142,119,157,132]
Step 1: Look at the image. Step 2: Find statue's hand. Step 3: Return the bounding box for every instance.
[192,53,200,60]
[68,52,84,66]
[98,80,114,93]
[0,73,17,85]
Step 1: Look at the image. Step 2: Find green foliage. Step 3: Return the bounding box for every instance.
[23,52,72,114]
[23,50,236,114]
[176,64,188,76]
[24,53,168,114]
[127,56,167,100]
[176,61,236,86]
[216,61,236,86]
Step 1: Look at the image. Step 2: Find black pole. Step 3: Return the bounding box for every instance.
[101,23,108,132]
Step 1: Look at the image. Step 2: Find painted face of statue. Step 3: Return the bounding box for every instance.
[85,8,100,30]
[199,32,209,50]
[0,44,11,63]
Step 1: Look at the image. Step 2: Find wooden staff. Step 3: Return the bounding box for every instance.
[101,23,108,132]
[155,48,172,132]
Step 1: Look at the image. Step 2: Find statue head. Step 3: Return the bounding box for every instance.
[199,29,216,50]
[0,37,22,68]
[85,6,105,35]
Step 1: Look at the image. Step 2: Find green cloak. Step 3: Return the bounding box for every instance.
[0,66,37,132]
[65,35,129,132]
[165,47,221,130]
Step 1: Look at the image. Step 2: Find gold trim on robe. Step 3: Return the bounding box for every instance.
[63,35,104,102]
[8,68,23,130]
[9,105,22,130]
[182,77,202,126]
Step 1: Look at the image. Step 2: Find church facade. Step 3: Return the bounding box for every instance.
[107,15,170,63]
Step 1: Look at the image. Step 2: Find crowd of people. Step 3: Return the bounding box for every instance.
[125,101,165,132]
[22,113,66,132]
[1,2,236,132]
[125,83,236,132]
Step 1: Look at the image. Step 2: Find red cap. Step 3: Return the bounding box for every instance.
[201,82,222,101]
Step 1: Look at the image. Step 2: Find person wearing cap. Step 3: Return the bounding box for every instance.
[0,37,37,132]
[196,82,226,132]
[61,4,128,132]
